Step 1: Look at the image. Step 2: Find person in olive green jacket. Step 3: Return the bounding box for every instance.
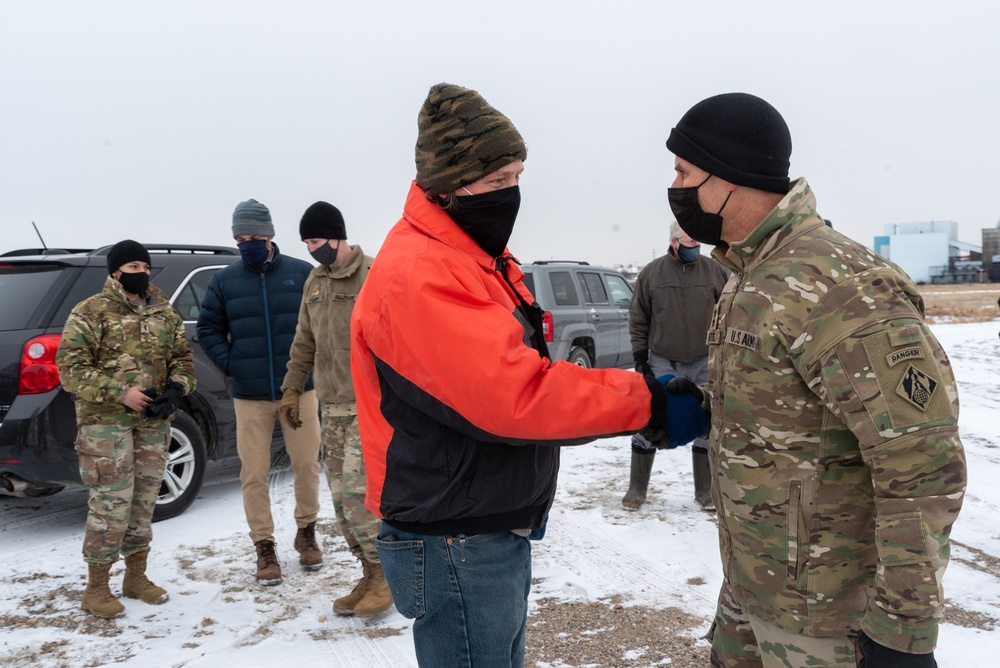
[56,239,195,619]
[279,201,390,617]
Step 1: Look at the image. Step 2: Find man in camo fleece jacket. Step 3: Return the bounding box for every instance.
[663,93,966,668]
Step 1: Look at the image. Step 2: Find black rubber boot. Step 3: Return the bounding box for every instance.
[693,448,715,511]
[621,450,655,510]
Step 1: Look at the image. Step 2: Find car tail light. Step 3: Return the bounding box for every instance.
[19,334,62,395]
[541,311,553,343]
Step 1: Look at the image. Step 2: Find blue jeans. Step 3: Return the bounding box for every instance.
[376,523,532,668]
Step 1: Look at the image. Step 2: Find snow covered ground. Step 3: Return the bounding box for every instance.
[1,321,998,667]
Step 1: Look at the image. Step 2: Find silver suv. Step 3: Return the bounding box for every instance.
[520,261,633,369]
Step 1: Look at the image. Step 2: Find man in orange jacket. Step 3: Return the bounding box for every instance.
[350,82,702,668]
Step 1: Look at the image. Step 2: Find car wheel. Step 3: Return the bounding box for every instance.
[153,410,207,522]
[568,347,592,368]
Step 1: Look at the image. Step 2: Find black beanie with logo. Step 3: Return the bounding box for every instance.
[666,93,792,194]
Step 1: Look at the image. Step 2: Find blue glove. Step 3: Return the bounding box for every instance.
[857,631,937,667]
[648,374,708,449]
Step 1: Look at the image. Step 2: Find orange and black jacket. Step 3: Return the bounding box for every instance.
[351,181,657,536]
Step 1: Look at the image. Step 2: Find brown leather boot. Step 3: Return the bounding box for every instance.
[621,450,655,510]
[254,539,283,586]
[81,562,125,619]
[294,522,323,571]
[122,550,168,604]
[333,558,372,616]
[353,561,393,617]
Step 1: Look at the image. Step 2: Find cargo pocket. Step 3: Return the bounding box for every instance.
[376,533,425,619]
[873,513,939,616]
[75,426,120,486]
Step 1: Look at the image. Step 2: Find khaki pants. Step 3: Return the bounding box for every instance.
[234,391,321,544]
[709,580,859,667]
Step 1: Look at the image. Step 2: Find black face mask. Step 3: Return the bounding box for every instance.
[667,175,731,246]
[446,186,521,257]
[118,271,150,295]
[310,240,340,266]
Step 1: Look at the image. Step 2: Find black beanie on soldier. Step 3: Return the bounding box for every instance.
[299,201,346,241]
[107,239,151,275]
[666,93,792,194]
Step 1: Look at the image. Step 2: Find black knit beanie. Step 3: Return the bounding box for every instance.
[107,239,151,275]
[415,83,527,196]
[299,201,346,241]
[666,93,792,194]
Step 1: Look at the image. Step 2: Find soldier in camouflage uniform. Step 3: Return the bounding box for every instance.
[56,240,196,619]
[662,94,965,667]
[279,202,391,617]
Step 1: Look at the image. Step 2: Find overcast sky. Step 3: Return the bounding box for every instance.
[2,1,997,268]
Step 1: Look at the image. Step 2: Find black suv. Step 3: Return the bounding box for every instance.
[519,261,634,369]
[0,244,259,520]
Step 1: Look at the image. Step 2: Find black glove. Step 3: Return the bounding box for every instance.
[144,382,186,419]
[665,376,705,406]
[857,631,937,668]
[633,349,654,378]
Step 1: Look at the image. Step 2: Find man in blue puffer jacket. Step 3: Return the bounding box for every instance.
[197,199,322,586]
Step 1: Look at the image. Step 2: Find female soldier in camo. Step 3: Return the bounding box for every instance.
[56,239,195,619]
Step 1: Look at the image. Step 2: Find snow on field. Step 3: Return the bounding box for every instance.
[1,322,998,667]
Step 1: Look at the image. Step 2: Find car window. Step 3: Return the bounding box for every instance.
[578,272,609,305]
[521,272,535,296]
[604,274,633,308]
[0,264,65,330]
[173,267,221,322]
[549,271,580,306]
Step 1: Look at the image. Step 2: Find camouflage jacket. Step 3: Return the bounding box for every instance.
[56,276,196,425]
[282,244,373,412]
[706,179,966,653]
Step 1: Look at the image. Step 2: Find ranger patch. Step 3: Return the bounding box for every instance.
[886,347,924,367]
[726,327,759,351]
[896,364,938,411]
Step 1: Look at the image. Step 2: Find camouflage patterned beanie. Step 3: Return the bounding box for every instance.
[666,93,792,194]
[415,83,527,197]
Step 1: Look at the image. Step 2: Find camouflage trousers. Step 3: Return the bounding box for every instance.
[320,405,380,563]
[709,580,860,667]
[76,421,170,565]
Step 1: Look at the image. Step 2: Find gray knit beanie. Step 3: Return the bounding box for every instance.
[231,199,275,237]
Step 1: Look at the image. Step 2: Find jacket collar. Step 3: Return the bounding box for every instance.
[402,180,513,272]
[100,274,168,308]
[316,243,366,279]
[711,178,820,273]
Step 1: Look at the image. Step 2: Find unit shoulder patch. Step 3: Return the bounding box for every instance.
[895,364,938,411]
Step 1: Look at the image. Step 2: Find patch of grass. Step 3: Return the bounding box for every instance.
[919,284,999,323]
